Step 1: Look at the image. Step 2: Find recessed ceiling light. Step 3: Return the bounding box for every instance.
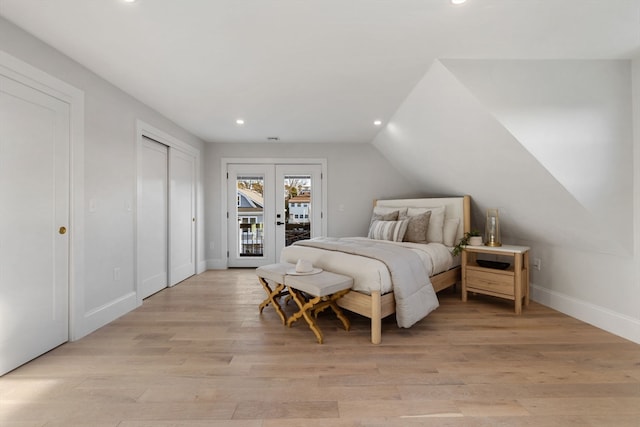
[122,0,137,3]
[451,0,467,4]
[373,120,382,126]
[236,119,245,125]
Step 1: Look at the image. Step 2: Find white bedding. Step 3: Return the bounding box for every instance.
[280,237,456,295]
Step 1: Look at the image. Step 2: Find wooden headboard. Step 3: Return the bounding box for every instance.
[374,195,471,244]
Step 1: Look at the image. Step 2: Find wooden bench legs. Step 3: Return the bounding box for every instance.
[257,276,288,325]
[287,287,351,344]
[257,265,353,343]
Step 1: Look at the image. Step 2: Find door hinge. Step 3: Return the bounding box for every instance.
[321,212,323,219]
[227,251,229,258]
[226,172,229,179]
[227,212,229,219]
[321,172,323,180]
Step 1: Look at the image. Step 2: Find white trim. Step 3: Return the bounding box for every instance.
[136,120,199,157]
[220,157,328,269]
[135,120,201,305]
[531,283,640,344]
[206,258,228,270]
[0,50,86,342]
[631,60,640,321]
[75,292,138,339]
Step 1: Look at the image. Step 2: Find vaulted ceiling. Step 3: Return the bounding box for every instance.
[1,0,638,144]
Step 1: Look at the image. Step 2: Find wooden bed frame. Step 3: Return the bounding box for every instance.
[336,195,471,344]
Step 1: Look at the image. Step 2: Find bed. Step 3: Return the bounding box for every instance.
[280,195,471,344]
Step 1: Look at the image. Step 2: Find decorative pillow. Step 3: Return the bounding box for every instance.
[407,206,445,243]
[403,211,431,244]
[373,206,408,218]
[370,210,399,225]
[368,219,410,242]
[443,218,460,247]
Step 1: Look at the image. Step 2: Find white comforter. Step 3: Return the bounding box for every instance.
[280,237,454,327]
[281,237,454,294]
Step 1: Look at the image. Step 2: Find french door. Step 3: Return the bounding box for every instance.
[227,163,323,267]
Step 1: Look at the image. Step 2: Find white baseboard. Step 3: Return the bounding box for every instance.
[531,284,640,344]
[197,260,208,274]
[206,258,228,270]
[72,291,139,341]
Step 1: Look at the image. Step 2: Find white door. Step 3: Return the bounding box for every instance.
[275,164,322,257]
[227,164,275,267]
[0,74,70,375]
[169,148,196,285]
[138,137,168,299]
[227,163,323,267]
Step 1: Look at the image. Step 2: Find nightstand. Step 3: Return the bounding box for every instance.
[461,244,530,314]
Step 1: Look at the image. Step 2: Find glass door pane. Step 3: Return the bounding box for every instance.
[236,175,264,257]
[283,174,312,246]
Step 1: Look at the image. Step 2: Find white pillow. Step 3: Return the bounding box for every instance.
[373,206,408,218]
[443,218,460,247]
[368,219,410,242]
[407,206,445,243]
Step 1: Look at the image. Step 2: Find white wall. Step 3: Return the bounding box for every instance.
[372,59,640,343]
[204,142,421,268]
[0,17,206,339]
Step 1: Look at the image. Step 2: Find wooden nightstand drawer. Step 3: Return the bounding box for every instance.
[466,267,515,297]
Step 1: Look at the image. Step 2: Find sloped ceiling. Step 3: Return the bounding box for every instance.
[372,59,634,255]
[0,0,639,144]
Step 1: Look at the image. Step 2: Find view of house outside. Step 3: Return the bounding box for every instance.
[235,176,312,256]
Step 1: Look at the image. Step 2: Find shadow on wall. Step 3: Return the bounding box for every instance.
[372,59,633,257]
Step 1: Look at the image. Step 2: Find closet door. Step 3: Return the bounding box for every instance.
[138,137,168,299]
[0,74,70,375]
[169,148,196,285]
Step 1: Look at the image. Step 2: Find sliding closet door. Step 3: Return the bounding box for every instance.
[169,148,196,285]
[137,133,197,298]
[138,137,168,299]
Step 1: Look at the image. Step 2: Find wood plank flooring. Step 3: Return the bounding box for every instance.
[1,268,639,426]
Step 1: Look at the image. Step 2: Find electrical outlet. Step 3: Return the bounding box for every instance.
[533,258,541,271]
[114,267,121,281]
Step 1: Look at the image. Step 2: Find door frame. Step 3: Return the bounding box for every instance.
[221,157,327,268]
[0,51,85,341]
[136,120,200,304]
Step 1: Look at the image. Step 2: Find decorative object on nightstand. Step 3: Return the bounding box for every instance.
[484,208,501,247]
[461,244,530,314]
[468,234,483,246]
[451,230,482,256]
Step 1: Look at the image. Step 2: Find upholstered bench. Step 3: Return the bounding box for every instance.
[284,271,353,344]
[255,262,294,325]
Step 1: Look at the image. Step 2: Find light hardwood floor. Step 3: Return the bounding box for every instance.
[1,269,639,426]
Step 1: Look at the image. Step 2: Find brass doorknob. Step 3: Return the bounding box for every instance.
[59,226,67,235]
